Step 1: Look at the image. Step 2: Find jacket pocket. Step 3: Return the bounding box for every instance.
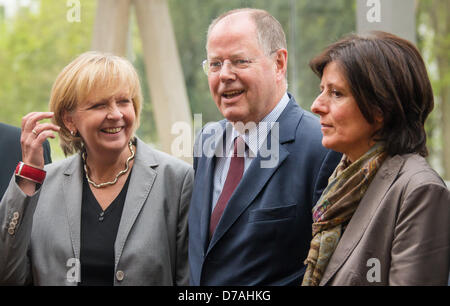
[248,204,297,223]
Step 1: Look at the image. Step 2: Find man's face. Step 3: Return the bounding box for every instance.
[206,13,283,125]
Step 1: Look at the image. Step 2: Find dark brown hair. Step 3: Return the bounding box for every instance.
[310,31,434,157]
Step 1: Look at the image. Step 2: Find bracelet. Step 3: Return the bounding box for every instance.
[15,162,46,184]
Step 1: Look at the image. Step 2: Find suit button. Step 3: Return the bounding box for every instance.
[116,270,124,281]
[8,228,14,235]
[13,212,19,219]
[9,222,16,229]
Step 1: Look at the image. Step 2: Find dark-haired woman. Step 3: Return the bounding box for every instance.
[302,31,449,286]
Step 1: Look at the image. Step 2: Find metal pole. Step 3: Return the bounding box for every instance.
[356,0,416,44]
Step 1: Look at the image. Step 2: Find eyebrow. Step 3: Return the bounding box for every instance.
[208,52,248,60]
[90,93,130,101]
[320,81,345,89]
[115,95,131,100]
[85,98,108,106]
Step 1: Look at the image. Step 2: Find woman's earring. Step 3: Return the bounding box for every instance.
[71,130,75,136]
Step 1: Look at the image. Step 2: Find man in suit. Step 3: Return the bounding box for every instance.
[188,8,342,285]
[0,122,51,201]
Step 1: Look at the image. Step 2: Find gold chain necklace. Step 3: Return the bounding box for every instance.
[82,140,135,188]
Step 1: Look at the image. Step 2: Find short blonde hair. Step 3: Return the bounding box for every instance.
[49,51,143,156]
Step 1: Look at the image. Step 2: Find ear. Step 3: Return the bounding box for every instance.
[62,110,76,134]
[274,49,288,82]
[374,109,384,129]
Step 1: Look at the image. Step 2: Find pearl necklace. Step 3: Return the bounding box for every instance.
[82,141,135,188]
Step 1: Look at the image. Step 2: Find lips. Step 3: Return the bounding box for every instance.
[101,127,123,134]
[222,89,245,99]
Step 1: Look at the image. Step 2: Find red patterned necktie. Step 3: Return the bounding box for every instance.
[209,136,245,239]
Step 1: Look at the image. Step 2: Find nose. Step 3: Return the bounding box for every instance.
[219,60,236,82]
[106,103,123,120]
[311,93,328,116]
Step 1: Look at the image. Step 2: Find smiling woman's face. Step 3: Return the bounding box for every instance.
[311,61,381,162]
[64,84,136,158]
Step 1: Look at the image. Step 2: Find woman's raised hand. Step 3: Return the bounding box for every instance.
[20,112,60,169]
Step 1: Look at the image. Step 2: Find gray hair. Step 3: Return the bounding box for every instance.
[206,8,287,56]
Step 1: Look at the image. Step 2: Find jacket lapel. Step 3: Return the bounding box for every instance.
[114,138,158,267]
[199,155,216,253]
[319,155,405,285]
[199,122,230,253]
[207,98,303,251]
[62,154,84,260]
[207,143,290,251]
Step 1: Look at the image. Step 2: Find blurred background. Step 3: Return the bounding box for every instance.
[0,0,448,181]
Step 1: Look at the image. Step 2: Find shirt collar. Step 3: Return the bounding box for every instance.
[226,92,290,157]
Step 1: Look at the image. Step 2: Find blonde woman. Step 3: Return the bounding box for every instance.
[0,52,193,285]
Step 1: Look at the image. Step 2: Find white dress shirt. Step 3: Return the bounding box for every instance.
[211,93,290,212]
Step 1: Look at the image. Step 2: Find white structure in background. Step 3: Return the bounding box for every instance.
[92,0,192,163]
[0,0,39,19]
[0,0,193,163]
[356,0,416,44]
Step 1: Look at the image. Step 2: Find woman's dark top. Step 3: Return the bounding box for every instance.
[78,169,132,286]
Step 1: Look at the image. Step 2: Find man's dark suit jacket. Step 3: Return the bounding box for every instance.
[0,122,52,201]
[188,94,342,285]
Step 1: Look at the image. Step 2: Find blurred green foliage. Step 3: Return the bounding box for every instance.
[0,0,96,160]
[0,0,447,179]
[0,0,355,161]
[417,0,450,179]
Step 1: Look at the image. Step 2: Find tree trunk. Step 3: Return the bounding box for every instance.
[441,86,450,180]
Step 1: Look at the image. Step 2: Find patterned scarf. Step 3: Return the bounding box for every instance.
[302,143,387,286]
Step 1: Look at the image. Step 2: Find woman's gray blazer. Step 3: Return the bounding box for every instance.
[0,138,194,285]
